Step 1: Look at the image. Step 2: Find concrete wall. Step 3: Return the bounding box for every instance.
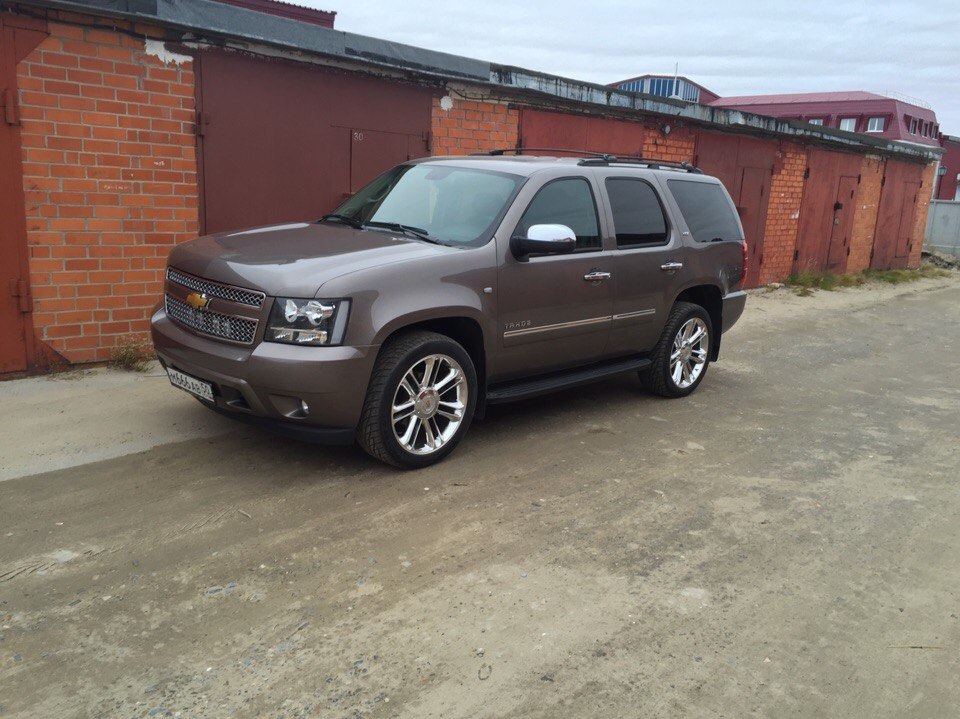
[925,201,960,256]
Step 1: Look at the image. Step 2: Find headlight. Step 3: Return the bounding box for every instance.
[266,298,350,346]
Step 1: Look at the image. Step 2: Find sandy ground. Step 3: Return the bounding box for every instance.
[0,274,959,718]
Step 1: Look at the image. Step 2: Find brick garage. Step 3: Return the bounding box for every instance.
[15,20,197,363]
[0,0,942,374]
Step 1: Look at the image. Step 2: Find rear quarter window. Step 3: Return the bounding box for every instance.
[667,179,743,243]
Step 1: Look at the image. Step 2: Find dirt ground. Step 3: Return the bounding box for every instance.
[1,275,959,718]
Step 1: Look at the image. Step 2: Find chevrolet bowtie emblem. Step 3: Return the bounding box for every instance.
[185,292,212,310]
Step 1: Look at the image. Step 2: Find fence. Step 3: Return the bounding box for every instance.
[924,201,960,256]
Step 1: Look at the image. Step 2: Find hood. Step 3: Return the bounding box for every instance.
[166,222,447,297]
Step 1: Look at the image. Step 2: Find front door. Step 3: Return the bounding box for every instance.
[496,176,613,380]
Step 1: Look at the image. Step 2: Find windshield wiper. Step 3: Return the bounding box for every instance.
[364,221,444,244]
[318,213,363,229]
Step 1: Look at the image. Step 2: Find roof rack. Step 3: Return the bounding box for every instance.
[577,156,703,173]
[472,147,618,161]
[470,147,702,173]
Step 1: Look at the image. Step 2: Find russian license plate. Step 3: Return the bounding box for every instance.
[167,367,215,402]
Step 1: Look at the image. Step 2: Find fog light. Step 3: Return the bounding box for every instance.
[299,399,310,416]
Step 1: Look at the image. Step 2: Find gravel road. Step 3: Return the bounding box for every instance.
[1,277,958,718]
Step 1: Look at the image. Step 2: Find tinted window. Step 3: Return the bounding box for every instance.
[666,180,743,243]
[605,178,668,247]
[515,178,601,251]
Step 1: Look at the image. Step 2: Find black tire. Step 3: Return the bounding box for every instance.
[641,301,713,398]
[357,330,477,469]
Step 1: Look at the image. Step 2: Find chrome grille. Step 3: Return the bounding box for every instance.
[164,294,258,345]
[166,267,265,308]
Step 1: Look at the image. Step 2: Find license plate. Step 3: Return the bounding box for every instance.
[167,367,215,402]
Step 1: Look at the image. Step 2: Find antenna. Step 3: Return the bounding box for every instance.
[669,61,682,100]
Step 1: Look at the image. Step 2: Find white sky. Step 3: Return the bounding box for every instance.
[307,0,960,133]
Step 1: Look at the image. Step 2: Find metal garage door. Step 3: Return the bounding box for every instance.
[695,133,775,287]
[0,16,46,374]
[870,160,925,270]
[196,49,434,234]
[794,149,862,274]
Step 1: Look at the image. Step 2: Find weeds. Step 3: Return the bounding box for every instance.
[785,264,952,295]
[109,339,153,372]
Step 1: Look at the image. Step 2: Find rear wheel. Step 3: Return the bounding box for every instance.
[358,331,477,468]
[641,301,712,398]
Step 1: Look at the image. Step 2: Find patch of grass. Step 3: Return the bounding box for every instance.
[785,270,865,291]
[109,339,153,372]
[786,264,952,294]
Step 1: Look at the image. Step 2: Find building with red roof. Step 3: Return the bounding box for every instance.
[709,91,940,148]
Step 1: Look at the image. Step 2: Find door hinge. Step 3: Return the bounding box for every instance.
[195,111,208,137]
[2,87,19,126]
[758,253,764,265]
[846,246,851,256]
[9,279,31,312]
[880,175,886,187]
[793,249,799,261]
[803,167,810,179]
[423,130,432,152]
[857,174,861,184]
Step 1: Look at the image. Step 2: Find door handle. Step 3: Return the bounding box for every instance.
[660,261,683,272]
[583,270,611,282]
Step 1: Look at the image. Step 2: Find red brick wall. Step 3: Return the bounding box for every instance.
[642,126,696,164]
[17,21,198,363]
[847,156,884,272]
[431,97,519,155]
[759,142,806,283]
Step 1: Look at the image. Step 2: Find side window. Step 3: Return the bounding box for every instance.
[666,180,743,243]
[515,178,601,251]
[605,178,669,247]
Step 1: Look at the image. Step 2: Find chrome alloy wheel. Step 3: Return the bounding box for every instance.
[391,354,468,455]
[670,318,709,389]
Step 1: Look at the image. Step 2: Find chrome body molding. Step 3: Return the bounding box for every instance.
[503,315,610,339]
[503,309,656,338]
[612,309,656,321]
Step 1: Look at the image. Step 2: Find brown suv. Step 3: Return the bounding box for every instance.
[151,153,747,467]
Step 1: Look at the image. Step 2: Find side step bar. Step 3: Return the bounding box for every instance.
[486,356,651,404]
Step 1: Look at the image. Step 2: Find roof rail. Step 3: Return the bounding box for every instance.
[577,156,703,173]
[471,147,618,160]
[469,147,702,173]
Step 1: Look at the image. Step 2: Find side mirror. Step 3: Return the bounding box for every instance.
[511,224,577,260]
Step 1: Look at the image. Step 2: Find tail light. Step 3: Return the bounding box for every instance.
[739,240,748,288]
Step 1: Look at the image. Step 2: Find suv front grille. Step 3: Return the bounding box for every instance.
[166,267,265,308]
[164,294,258,345]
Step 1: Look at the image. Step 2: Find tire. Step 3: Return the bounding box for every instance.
[357,330,477,469]
[641,301,713,398]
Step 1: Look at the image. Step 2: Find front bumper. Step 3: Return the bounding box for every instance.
[721,290,747,333]
[151,306,377,441]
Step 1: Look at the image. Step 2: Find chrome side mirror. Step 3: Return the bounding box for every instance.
[511,224,577,260]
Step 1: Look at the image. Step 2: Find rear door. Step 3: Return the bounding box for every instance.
[495,175,613,379]
[600,173,683,354]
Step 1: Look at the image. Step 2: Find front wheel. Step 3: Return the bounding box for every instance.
[358,331,477,468]
[641,301,712,398]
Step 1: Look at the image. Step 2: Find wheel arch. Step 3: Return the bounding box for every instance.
[674,283,723,360]
[376,314,488,412]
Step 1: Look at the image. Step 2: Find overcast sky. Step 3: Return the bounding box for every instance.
[308,0,960,133]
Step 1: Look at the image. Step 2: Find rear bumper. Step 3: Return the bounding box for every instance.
[721,290,747,333]
[151,306,377,434]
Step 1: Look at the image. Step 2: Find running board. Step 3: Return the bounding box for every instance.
[486,356,651,404]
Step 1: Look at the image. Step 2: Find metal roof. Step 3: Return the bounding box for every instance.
[7,0,942,162]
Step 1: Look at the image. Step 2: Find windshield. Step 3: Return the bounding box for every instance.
[332,164,523,246]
